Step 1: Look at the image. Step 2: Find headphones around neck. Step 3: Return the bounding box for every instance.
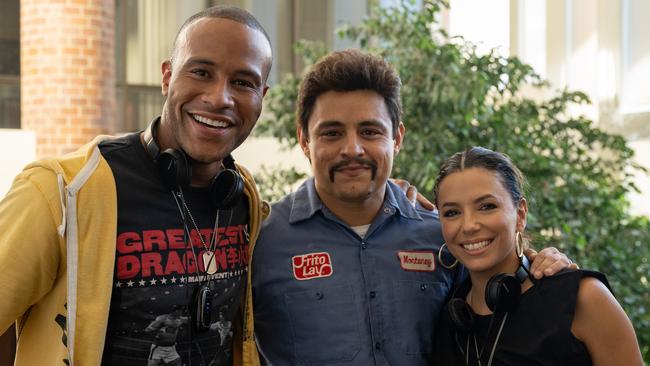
[448,255,532,333]
[143,118,244,209]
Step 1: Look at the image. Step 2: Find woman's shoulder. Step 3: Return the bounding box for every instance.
[575,270,616,312]
[524,269,612,317]
[571,269,643,365]
[535,268,610,291]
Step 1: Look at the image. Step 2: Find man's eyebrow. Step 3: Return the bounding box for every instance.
[184,58,263,81]
[358,120,388,130]
[314,120,344,129]
[185,58,215,67]
[233,68,263,83]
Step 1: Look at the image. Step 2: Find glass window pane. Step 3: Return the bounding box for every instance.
[622,0,650,112]
[0,0,20,129]
[449,0,510,56]
[115,0,209,132]
[0,78,20,129]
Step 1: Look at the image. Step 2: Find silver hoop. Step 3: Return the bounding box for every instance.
[438,243,458,269]
[515,231,524,257]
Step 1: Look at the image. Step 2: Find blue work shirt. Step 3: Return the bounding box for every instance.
[252,178,464,365]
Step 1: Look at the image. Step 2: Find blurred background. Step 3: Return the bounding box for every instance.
[0,0,649,212]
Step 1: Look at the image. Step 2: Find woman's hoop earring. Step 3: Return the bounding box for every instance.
[515,231,524,257]
[438,243,458,269]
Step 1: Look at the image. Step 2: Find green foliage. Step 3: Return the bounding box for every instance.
[255,0,650,359]
[255,165,307,203]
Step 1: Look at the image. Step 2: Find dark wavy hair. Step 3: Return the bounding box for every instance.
[296,49,402,138]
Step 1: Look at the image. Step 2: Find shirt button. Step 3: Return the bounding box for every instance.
[383,207,390,214]
[369,291,376,298]
[375,342,382,350]
[315,292,324,300]
[420,284,427,291]
[361,242,367,250]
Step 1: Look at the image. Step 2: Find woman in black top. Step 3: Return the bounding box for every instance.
[432,147,642,366]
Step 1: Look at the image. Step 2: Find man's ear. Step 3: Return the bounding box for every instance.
[297,126,310,161]
[394,122,405,154]
[161,60,172,96]
[516,197,528,232]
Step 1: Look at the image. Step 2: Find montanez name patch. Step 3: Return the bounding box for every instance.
[397,250,435,272]
[292,252,333,280]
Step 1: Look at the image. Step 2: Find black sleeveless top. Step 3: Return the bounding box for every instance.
[434,269,611,366]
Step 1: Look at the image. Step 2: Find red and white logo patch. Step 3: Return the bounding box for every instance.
[397,250,436,272]
[292,252,333,280]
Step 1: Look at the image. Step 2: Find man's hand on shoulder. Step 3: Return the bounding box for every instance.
[390,178,435,211]
[525,247,579,279]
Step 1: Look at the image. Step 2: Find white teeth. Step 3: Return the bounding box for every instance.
[193,114,229,128]
[462,240,491,250]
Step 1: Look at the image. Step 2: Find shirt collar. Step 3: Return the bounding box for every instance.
[288,177,423,224]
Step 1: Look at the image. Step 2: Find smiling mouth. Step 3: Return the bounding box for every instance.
[461,239,493,251]
[191,114,231,128]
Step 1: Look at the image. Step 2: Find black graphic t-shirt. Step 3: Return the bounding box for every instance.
[99,132,249,366]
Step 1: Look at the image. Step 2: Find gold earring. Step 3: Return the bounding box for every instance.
[438,243,458,269]
[515,231,524,257]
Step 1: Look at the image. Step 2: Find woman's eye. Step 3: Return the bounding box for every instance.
[442,209,459,218]
[479,203,497,211]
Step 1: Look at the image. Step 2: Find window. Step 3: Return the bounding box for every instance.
[448,0,510,56]
[0,0,20,129]
[621,0,650,114]
[114,0,210,132]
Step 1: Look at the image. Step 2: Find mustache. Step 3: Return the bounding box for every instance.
[328,157,378,182]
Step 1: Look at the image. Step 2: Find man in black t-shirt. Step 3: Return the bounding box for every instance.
[98,5,272,364]
[0,4,272,366]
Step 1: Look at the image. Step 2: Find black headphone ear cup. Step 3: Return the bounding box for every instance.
[448,298,476,334]
[209,169,244,209]
[485,273,521,313]
[157,148,191,190]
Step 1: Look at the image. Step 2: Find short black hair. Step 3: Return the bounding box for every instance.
[170,5,273,70]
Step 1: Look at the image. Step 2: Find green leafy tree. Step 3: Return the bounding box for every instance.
[254,0,650,360]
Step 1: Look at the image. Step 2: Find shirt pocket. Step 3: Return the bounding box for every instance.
[393,280,448,355]
[284,283,362,364]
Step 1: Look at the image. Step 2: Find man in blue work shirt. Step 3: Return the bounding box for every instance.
[251,49,571,365]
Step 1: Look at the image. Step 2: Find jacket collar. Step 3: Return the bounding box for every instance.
[288,177,422,224]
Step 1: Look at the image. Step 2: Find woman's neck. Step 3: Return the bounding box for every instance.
[466,253,533,315]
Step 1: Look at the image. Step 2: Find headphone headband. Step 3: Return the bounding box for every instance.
[143,118,238,171]
[142,117,244,208]
[143,117,161,160]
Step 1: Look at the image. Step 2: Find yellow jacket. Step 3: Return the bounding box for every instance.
[0,136,263,365]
